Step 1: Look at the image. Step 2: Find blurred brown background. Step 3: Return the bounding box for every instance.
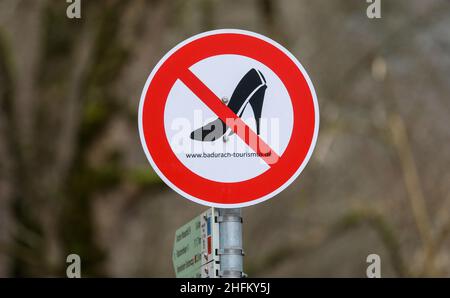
[0,0,449,277]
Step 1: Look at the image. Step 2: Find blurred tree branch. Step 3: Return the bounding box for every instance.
[248,207,408,277]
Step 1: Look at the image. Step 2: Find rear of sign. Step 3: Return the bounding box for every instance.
[172,208,219,277]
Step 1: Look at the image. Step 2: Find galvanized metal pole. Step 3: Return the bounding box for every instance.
[218,208,244,278]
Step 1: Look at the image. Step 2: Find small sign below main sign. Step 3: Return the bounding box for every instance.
[172,208,219,278]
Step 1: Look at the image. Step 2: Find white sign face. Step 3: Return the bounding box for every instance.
[139,29,319,208]
[165,54,294,182]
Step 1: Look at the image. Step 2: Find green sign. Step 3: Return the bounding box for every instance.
[173,208,220,278]
[172,215,202,277]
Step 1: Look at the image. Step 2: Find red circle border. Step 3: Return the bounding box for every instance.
[140,31,318,206]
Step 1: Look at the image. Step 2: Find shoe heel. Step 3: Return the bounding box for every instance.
[249,85,267,135]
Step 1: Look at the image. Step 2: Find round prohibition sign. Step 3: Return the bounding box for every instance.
[138,29,319,208]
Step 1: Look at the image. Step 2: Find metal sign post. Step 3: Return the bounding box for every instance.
[218,208,244,278]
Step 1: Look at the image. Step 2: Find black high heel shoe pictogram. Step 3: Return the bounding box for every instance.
[190,68,267,142]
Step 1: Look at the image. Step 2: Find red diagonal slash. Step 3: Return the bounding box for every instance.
[179,69,280,165]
